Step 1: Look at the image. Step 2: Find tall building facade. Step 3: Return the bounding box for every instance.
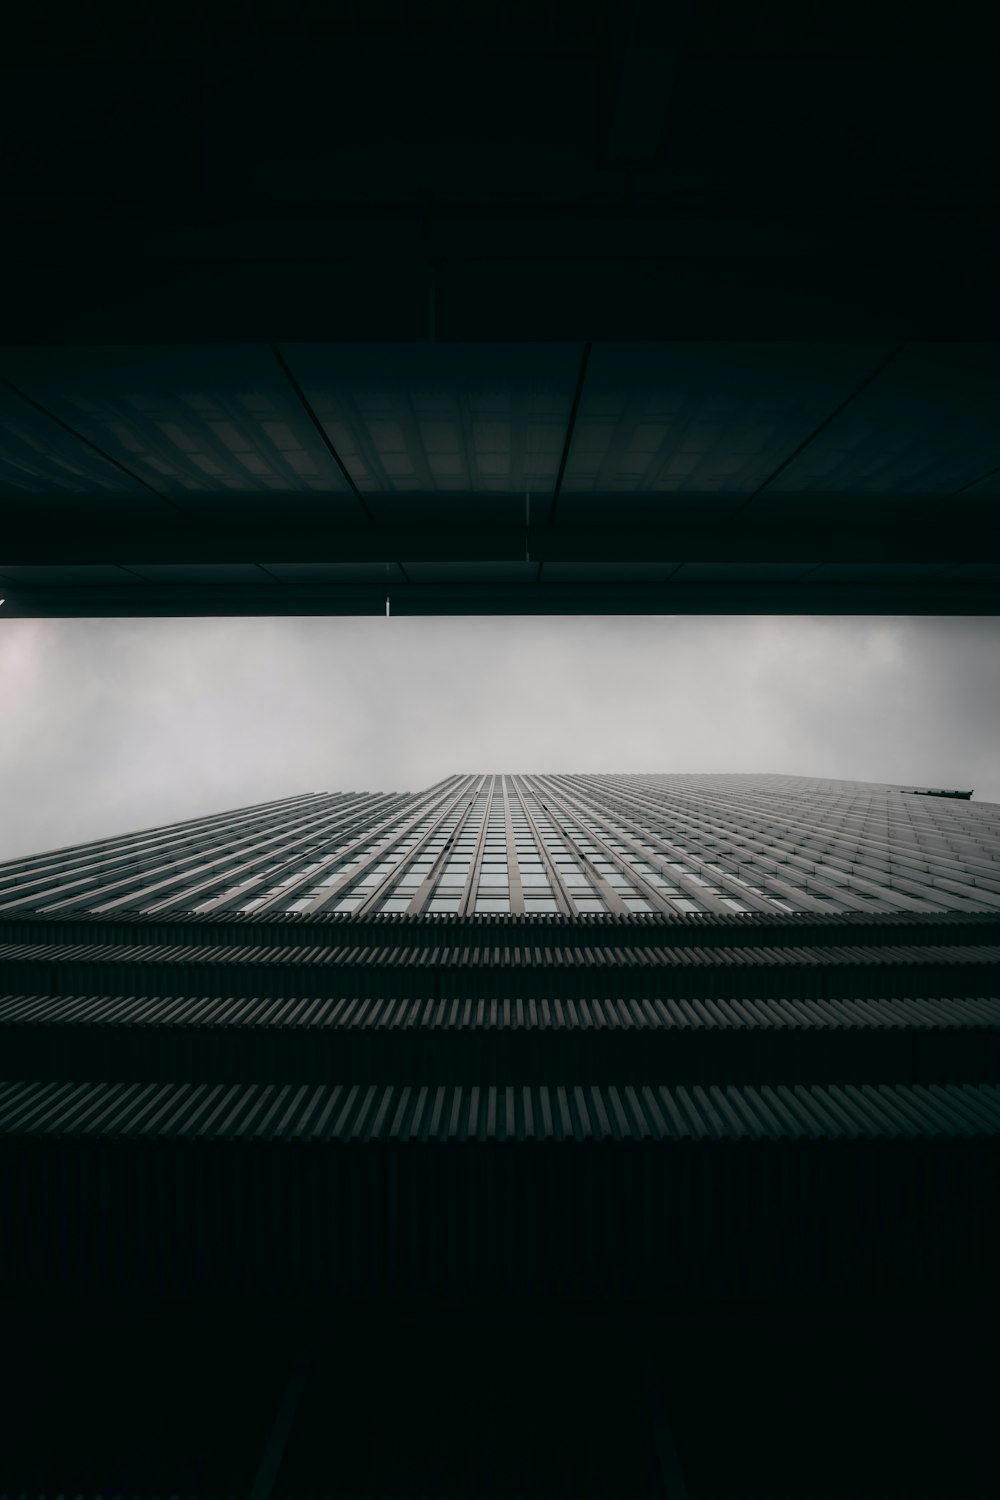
[2,772,998,920]
[1,775,998,1498]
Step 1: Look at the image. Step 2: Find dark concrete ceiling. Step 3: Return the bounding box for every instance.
[2,0,998,616]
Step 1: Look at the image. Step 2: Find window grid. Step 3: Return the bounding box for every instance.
[2,773,998,916]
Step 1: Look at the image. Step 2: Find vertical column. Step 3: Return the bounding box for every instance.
[465,775,509,916]
[501,774,526,915]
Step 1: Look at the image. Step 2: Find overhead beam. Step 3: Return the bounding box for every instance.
[5,210,999,261]
[1,521,997,567]
[4,250,1000,342]
[2,580,999,618]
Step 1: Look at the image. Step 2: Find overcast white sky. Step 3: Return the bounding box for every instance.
[1,613,998,861]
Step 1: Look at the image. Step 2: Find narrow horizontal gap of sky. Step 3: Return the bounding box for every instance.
[1,614,998,861]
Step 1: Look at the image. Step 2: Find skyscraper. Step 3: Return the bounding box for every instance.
[2,772,998,920]
[1,775,998,1496]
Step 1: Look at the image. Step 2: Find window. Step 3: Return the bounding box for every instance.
[622,897,652,911]
[381,896,412,912]
[475,897,510,912]
[334,896,363,911]
[523,897,559,912]
[573,897,605,912]
[478,873,509,887]
[428,897,461,913]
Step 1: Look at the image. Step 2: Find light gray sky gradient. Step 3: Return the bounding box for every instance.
[1,614,998,861]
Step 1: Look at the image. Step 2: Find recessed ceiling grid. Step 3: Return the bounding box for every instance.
[1,341,1000,604]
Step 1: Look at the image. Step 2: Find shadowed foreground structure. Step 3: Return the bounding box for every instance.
[3,2,1000,618]
[0,774,997,1497]
[6,1,1000,1488]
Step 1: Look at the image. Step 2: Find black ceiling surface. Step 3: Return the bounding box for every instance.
[1,0,998,616]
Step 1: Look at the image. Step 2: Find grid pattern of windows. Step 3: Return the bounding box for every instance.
[1,773,998,917]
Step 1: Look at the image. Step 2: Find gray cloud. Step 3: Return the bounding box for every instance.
[1,613,998,860]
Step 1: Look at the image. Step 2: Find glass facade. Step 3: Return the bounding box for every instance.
[1,772,998,917]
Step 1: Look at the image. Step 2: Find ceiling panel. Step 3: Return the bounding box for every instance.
[556,342,893,522]
[0,345,363,524]
[279,343,581,521]
[766,344,1000,496]
[0,382,174,525]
